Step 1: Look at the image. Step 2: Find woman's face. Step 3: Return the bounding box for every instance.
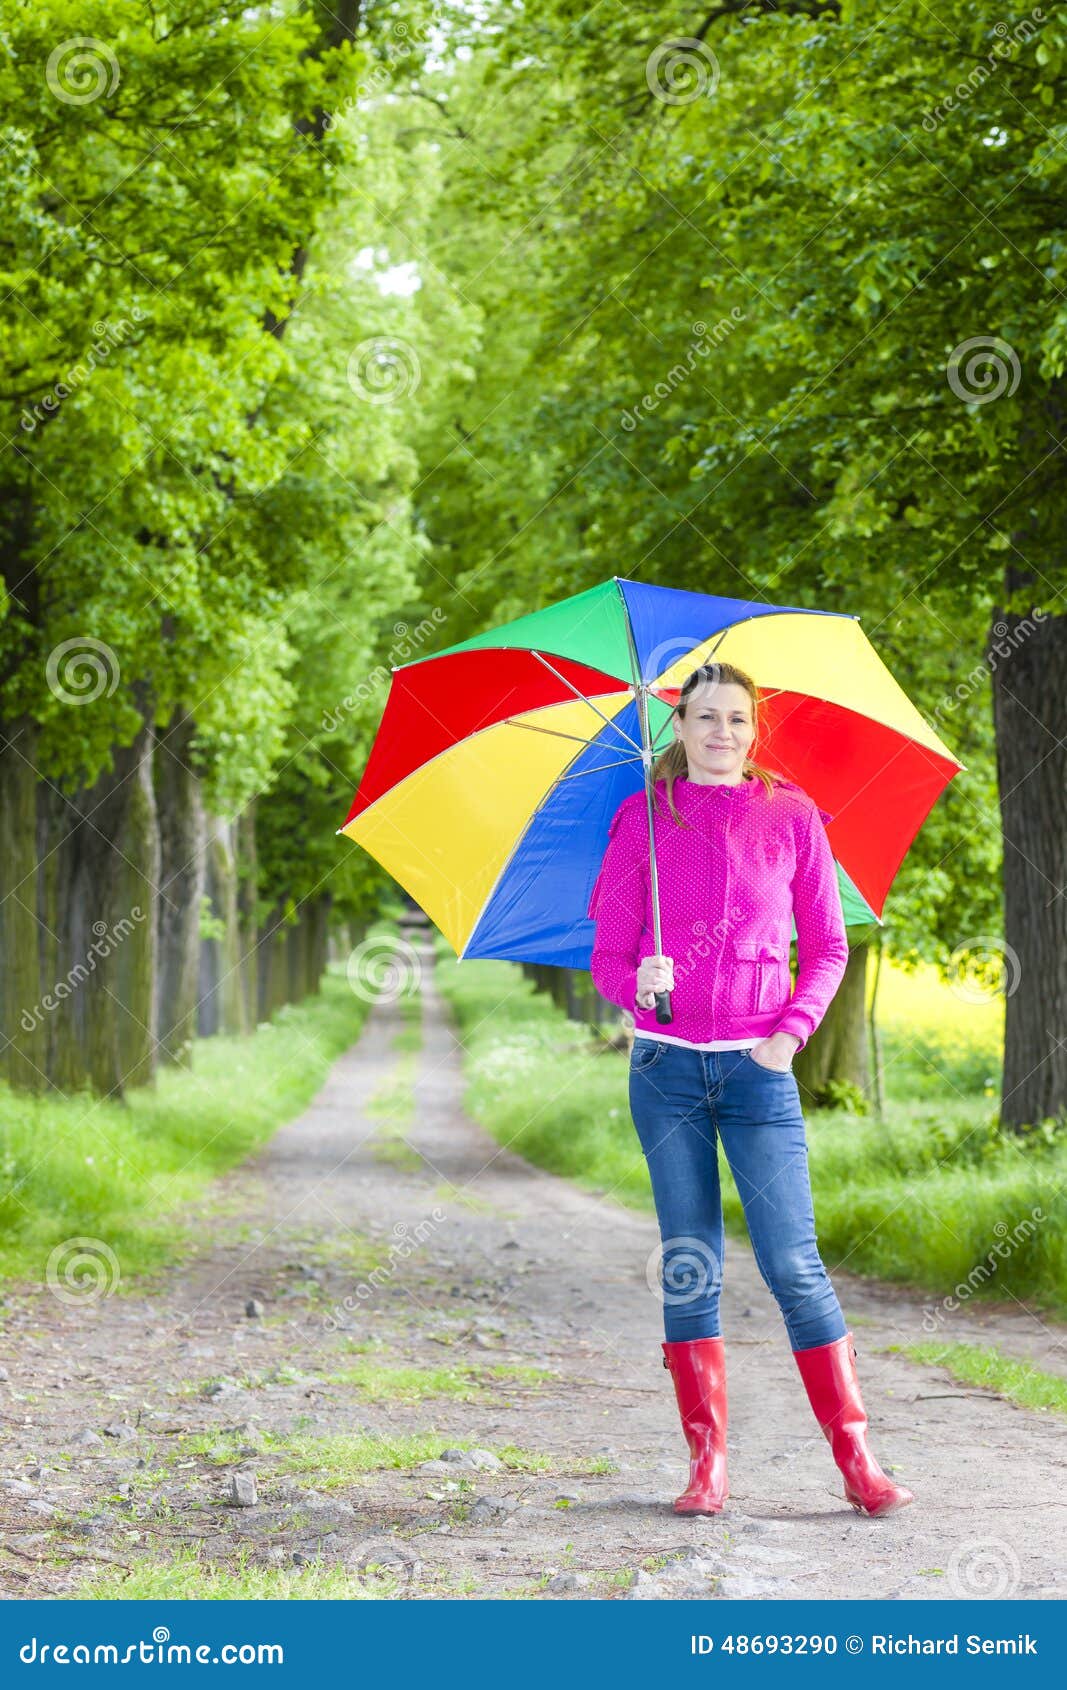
[671,679,756,782]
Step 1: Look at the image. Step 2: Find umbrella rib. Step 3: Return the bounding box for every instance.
[527,651,642,751]
[554,756,640,780]
[649,714,674,754]
[504,717,642,784]
[502,718,613,750]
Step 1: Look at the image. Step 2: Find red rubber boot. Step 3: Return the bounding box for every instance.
[661,1337,729,1515]
[792,1332,914,1516]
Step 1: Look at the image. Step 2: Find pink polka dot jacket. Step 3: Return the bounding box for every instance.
[586,773,849,1050]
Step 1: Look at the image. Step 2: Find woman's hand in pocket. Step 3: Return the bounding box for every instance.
[748,1032,800,1072]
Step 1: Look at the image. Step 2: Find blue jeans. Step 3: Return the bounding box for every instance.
[629,1039,847,1351]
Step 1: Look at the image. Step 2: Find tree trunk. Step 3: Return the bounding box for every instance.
[0,716,47,1090]
[286,907,310,1004]
[154,707,205,1066]
[112,731,160,1090]
[990,575,1067,1130]
[236,801,259,1033]
[37,720,159,1097]
[564,968,607,1029]
[867,930,886,1122]
[793,937,870,1106]
[526,962,568,1011]
[198,813,246,1037]
[308,895,332,990]
[36,780,80,1094]
[257,901,288,1021]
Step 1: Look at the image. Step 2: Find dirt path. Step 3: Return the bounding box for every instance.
[2,932,1065,1601]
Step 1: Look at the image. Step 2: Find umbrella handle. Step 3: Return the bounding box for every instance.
[654,990,673,1024]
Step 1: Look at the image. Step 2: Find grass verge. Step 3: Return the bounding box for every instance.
[899,1340,1067,1415]
[73,1542,400,1600]
[0,956,380,1286]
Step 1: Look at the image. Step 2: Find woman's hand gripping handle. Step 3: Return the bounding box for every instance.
[636,954,674,1025]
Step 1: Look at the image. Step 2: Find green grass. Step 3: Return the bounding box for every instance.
[71,1411,618,1598]
[180,1358,557,1404]
[367,1069,416,1124]
[900,1341,1067,1415]
[431,1182,507,1215]
[724,1093,1066,1316]
[873,954,1004,1101]
[312,1359,557,1401]
[179,1427,615,1488]
[392,985,423,1054]
[367,1057,422,1170]
[0,960,378,1286]
[73,1541,400,1600]
[436,951,1067,1316]
[366,998,422,1169]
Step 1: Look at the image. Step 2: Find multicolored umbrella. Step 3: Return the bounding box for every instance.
[338,578,964,972]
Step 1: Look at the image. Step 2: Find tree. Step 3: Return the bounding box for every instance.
[376,0,1063,1127]
[0,1,433,1091]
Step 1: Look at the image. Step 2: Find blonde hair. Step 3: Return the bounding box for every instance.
[652,661,782,827]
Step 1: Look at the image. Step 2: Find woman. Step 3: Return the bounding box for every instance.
[586,661,914,1519]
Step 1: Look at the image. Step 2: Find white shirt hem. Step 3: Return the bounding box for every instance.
[632,1032,759,1052]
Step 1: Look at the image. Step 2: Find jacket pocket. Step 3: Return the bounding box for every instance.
[729,937,791,1015]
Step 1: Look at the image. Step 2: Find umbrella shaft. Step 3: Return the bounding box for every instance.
[636,683,665,957]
